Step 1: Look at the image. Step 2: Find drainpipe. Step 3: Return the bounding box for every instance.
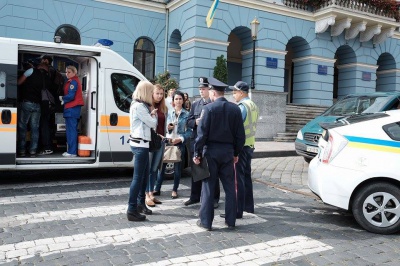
[164,7,169,72]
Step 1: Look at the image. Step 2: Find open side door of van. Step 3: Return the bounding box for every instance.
[101,69,141,165]
[0,41,18,169]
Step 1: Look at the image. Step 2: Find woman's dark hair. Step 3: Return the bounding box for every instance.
[172,91,185,100]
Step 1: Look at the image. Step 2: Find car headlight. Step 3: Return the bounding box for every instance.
[296,130,303,140]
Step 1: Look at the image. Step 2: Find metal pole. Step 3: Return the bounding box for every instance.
[250,38,256,99]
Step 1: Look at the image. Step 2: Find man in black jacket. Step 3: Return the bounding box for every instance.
[185,77,220,208]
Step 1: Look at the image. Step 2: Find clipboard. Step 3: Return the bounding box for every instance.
[191,157,210,182]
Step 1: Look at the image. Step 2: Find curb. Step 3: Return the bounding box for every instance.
[253,150,297,158]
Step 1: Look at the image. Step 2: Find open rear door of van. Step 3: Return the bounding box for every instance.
[0,40,18,169]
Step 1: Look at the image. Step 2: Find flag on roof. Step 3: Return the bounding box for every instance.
[206,0,220,28]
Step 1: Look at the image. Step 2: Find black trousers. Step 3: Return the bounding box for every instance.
[189,152,220,202]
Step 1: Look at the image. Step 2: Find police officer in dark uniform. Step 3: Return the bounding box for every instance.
[185,77,220,208]
[193,77,245,230]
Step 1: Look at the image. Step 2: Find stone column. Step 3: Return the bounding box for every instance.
[292,56,335,106]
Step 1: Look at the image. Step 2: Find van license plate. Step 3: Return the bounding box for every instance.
[306,146,319,153]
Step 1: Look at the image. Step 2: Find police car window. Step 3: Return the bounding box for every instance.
[111,73,140,113]
[383,122,400,141]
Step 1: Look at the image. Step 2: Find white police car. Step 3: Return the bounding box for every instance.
[308,110,400,234]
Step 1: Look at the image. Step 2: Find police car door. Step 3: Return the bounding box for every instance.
[0,41,18,169]
[103,69,140,164]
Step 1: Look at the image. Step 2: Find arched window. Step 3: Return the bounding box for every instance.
[134,38,155,80]
[54,25,81,45]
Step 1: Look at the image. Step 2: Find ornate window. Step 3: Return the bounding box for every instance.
[134,38,155,80]
[54,25,81,45]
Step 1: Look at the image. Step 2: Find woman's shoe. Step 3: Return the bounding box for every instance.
[127,210,146,221]
[137,204,153,215]
[153,191,161,196]
[171,191,179,199]
[145,197,156,207]
[151,197,162,204]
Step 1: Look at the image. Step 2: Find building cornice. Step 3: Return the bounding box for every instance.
[337,63,378,70]
[292,56,336,64]
[95,0,166,13]
[169,48,181,53]
[377,69,400,75]
[241,47,287,56]
[166,0,189,11]
[180,38,229,47]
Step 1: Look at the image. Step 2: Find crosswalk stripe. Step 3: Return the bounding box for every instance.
[0,177,131,190]
[138,235,333,265]
[0,214,267,263]
[0,198,188,227]
[0,184,189,205]
[2,201,315,228]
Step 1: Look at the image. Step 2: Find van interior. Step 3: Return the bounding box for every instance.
[17,51,98,165]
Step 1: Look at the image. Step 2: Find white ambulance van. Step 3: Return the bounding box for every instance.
[0,37,146,171]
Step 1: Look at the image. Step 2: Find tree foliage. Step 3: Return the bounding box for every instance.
[153,70,179,92]
[213,55,228,84]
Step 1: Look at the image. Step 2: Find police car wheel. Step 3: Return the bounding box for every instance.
[352,182,400,234]
[164,163,175,178]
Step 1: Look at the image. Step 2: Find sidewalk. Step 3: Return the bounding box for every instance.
[253,141,296,158]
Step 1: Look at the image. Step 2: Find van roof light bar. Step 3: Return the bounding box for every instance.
[94,39,113,48]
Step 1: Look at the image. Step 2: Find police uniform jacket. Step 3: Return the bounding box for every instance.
[187,98,211,152]
[195,97,245,157]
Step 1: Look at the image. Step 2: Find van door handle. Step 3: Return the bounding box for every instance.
[1,109,11,124]
[110,113,118,126]
[91,91,96,110]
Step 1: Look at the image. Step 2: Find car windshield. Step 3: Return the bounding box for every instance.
[323,96,392,116]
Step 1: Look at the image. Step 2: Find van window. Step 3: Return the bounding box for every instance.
[111,73,140,113]
[0,71,5,100]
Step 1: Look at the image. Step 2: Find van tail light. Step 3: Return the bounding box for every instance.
[321,131,348,164]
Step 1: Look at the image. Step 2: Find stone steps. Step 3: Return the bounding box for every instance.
[273,104,329,142]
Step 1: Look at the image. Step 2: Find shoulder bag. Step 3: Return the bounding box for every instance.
[163,145,181,163]
[149,128,162,152]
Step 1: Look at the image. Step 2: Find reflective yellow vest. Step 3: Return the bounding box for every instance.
[240,99,259,147]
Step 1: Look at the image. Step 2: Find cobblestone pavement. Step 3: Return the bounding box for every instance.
[1,157,400,265]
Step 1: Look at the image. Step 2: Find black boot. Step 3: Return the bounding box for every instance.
[127,210,146,221]
[138,204,153,215]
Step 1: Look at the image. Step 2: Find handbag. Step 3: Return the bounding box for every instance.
[163,145,181,163]
[149,128,162,152]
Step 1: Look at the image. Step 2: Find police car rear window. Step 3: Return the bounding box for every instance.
[320,113,389,129]
[383,122,400,141]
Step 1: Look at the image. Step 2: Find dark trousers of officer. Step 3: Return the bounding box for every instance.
[236,146,255,217]
[190,152,220,202]
[199,146,236,228]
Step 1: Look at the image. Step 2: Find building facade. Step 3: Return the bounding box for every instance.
[1,0,399,138]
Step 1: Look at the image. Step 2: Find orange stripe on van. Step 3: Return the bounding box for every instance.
[100,129,130,133]
[0,113,17,125]
[100,115,130,127]
[0,128,16,132]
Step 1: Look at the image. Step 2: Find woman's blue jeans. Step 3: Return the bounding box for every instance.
[128,146,149,213]
[147,143,165,193]
[154,143,185,193]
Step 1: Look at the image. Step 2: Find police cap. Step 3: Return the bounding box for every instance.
[198,77,209,88]
[208,77,227,91]
[227,81,249,92]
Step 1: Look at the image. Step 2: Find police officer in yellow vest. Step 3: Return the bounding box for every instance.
[227,81,259,218]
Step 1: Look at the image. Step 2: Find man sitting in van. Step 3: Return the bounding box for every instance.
[17,63,48,157]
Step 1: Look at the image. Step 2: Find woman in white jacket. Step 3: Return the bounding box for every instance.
[127,80,157,222]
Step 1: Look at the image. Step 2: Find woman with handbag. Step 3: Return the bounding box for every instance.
[127,80,157,222]
[146,84,167,207]
[155,91,192,199]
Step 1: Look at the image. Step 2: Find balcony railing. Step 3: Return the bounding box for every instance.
[283,0,400,21]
